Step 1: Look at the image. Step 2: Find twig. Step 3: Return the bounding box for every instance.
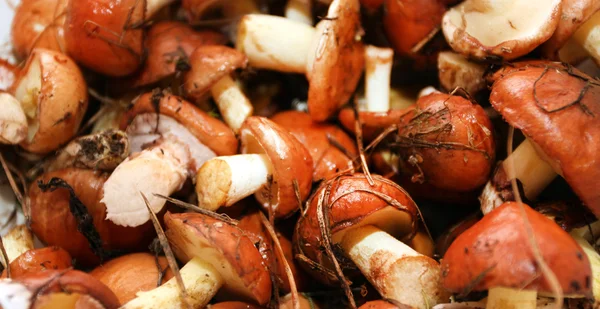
[153,194,238,225]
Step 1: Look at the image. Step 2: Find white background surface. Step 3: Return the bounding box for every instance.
[0,0,16,60]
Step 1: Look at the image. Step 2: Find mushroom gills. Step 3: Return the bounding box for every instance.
[121,257,223,309]
[210,75,253,132]
[364,46,394,112]
[13,56,42,142]
[486,287,537,309]
[0,93,27,144]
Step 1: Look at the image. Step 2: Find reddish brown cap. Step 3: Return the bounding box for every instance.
[120,91,238,156]
[359,300,415,309]
[1,247,72,279]
[271,110,357,181]
[131,21,227,87]
[442,202,592,296]
[240,116,314,219]
[306,0,365,121]
[489,61,600,217]
[294,173,419,285]
[164,212,272,305]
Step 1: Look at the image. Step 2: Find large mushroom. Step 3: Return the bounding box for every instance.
[236,0,364,121]
[479,61,600,216]
[195,116,313,219]
[294,174,448,309]
[442,202,592,308]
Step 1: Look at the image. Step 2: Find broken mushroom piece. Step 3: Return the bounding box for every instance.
[237,0,364,121]
[0,92,28,145]
[442,202,592,308]
[11,48,88,154]
[480,61,600,216]
[102,92,237,227]
[271,110,357,182]
[183,45,253,132]
[195,116,313,219]
[122,212,272,308]
[295,174,448,309]
[442,0,562,60]
[437,51,486,94]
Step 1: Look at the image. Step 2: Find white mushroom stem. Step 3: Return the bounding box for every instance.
[364,46,394,112]
[285,0,313,25]
[571,10,600,65]
[339,225,445,309]
[1,225,34,267]
[122,257,223,309]
[195,154,272,211]
[486,287,537,309]
[236,14,316,73]
[210,75,253,133]
[146,0,177,18]
[571,234,600,300]
[0,93,27,145]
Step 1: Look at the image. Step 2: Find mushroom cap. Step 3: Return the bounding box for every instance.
[184,45,248,101]
[90,252,174,304]
[442,0,562,60]
[239,116,314,219]
[65,0,144,76]
[164,212,272,305]
[207,301,264,309]
[120,92,238,156]
[132,21,227,87]
[12,48,88,154]
[489,61,600,217]
[294,173,419,285]
[271,110,357,182]
[10,0,67,59]
[306,0,365,121]
[383,0,446,57]
[359,300,414,309]
[29,168,155,267]
[442,202,592,296]
[0,59,17,91]
[1,247,72,279]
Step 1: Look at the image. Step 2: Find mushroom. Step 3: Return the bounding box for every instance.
[195,116,313,219]
[359,300,414,309]
[10,48,88,154]
[236,0,364,121]
[90,252,174,304]
[294,174,448,309]
[279,293,322,309]
[1,246,72,279]
[102,91,236,227]
[183,45,253,132]
[0,59,18,91]
[0,92,28,145]
[271,110,357,182]
[442,202,592,309]
[122,212,272,308]
[442,0,562,60]
[181,0,260,23]
[437,51,486,94]
[479,61,600,216]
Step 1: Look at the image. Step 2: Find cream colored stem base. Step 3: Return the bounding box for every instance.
[0,225,34,267]
[210,76,253,133]
[486,287,537,309]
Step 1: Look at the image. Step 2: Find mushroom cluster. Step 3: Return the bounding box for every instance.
[1,0,600,308]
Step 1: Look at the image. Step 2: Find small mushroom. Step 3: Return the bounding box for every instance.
[11,48,88,154]
[195,116,313,219]
[236,0,364,121]
[0,92,28,145]
[271,110,357,182]
[442,0,562,60]
[294,174,448,308]
[437,51,486,94]
[442,202,592,308]
[480,61,600,216]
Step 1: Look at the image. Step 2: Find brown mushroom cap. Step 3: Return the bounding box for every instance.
[239,116,314,219]
[120,92,238,156]
[12,48,88,154]
[1,246,72,279]
[489,61,600,217]
[306,0,365,121]
[131,21,227,87]
[442,202,592,296]
[10,0,67,60]
[359,300,415,309]
[90,253,174,304]
[271,110,357,181]
[0,59,18,91]
[294,173,419,285]
[183,45,248,101]
[207,301,264,309]
[65,0,144,76]
[164,212,272,305]
[29,168,155,267]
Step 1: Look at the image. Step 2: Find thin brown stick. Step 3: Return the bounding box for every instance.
[0,152,28,224]
[293,179,304,214]
[352,98,373,186]
[0,236,10,278]
[153,194,238,226]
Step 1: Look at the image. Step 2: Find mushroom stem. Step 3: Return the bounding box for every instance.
[0,93,27,145]
[195,154,273,211]
[364,46,394,112]
[122,257,223,309]
[486,287,537,309]
[339,225,444,309]
[285,0,313,25]
[571,10,600,65]
[236,14,316,73]
[480,139,557,215]
[146,0,177,18]
[210,75,253,133]
[0,225,34,268]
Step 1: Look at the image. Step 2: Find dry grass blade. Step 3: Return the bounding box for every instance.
[352,98,374,186]
[0,152,29,224]
[153,193,238,226]
[140,192,191,309]
[0,236,10,278]
[293,179,304,214]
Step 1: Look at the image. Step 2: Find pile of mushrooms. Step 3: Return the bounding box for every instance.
[1,0,600,308]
